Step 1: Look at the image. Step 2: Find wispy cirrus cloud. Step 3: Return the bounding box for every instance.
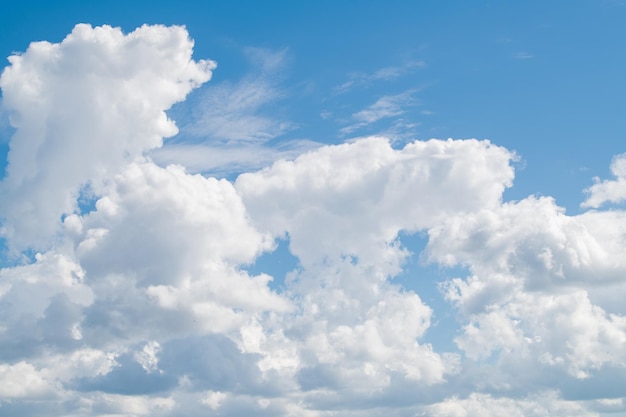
[514,51,534,59]
[152,47,322,175]
[151,138,320,177]
[334,60,425,94]
[340,90,418,135]
[178,47,292,144]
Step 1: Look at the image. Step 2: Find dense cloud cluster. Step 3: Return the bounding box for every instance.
[1,24,625,417]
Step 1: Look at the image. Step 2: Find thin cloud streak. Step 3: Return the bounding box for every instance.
[151,139,321,176]
[179,48,292,144]
[514,51,534,59]
[334,60,425,94]
[340,90,418,135]
[156,47,320,174]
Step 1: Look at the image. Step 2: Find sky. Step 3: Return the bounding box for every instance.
[1,1,626,416]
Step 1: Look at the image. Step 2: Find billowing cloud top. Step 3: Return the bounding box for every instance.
[0,24,215,251]
[0,24,626,417]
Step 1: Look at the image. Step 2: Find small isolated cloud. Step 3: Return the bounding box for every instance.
[340,90,417,135]
[334,60,425,94]
[320,110,332,119]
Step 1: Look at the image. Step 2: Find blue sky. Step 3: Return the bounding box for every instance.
[1,1,626,416]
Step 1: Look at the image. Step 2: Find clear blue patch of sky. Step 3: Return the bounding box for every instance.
[76,184,99,215]
[244,236,300,293]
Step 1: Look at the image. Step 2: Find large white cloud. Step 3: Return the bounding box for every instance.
[236,136,514,266]
[427,195,626,387]
[232,136,516,401]
[0,23,215,251]
[74,160,290,341]
[2,23,626,417]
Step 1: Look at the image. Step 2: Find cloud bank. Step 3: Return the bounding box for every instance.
[1,24,625,417]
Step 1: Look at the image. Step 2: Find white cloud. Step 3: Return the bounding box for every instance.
[0,24,214,252]
[0,362,52,399]
[83,392,176,416]
[235,137,515,392]
[582,153,626,208]
[201,390,227,410]
[74,160,291,343]
[427,194,626,383]
[429,197,626,291]
[237,137,514,266]
[425,392,596,417]
[135,341,161,373]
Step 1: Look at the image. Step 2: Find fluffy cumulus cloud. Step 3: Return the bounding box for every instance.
[0,23,215,251]
[583,153,626,208]
[424,391,595,417]
[1,24,626,417]
[428,196,626,373]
